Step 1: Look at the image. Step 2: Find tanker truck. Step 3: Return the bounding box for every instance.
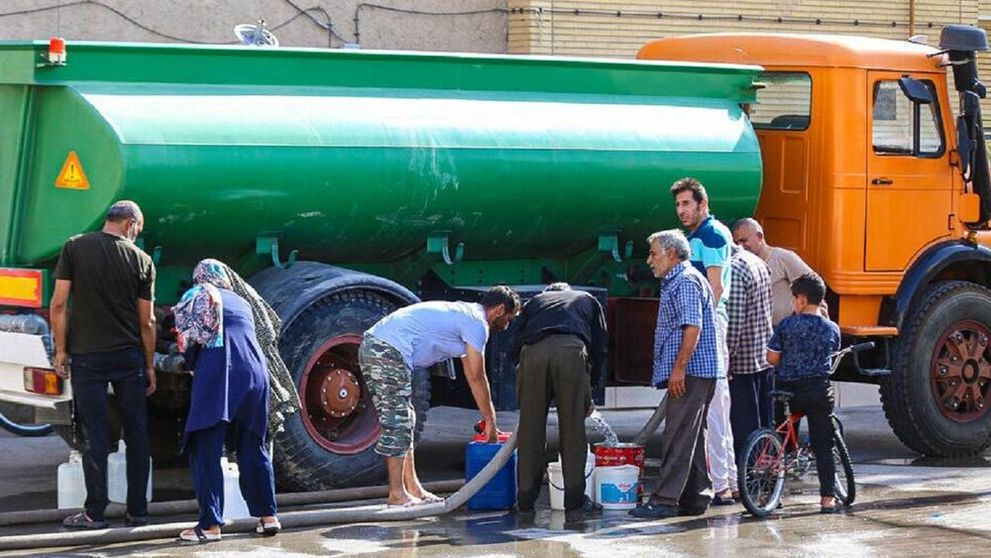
[0,39,761,490]
[1,25,988,491]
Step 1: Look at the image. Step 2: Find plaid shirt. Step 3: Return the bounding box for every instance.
[726,246,773,375]
[652,261,725,386]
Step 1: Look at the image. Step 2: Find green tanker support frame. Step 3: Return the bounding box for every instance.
[0,40,762,490]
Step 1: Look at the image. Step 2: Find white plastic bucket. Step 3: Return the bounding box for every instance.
[548,452,597,510]
[595,465,639,510]
[548,462,566,511]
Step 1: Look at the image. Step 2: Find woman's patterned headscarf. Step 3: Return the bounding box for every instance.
[173,259,232,352]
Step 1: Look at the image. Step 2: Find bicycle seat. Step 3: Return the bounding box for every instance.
[769,389,795,402]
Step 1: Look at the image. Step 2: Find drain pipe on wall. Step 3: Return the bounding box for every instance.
[0,433,519,551]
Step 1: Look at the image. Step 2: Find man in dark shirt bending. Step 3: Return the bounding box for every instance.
[511,283,606,515]
[51,200,157,529]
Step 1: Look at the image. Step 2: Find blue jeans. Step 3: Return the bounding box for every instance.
[187,421,277,529]
[70,347,150,521]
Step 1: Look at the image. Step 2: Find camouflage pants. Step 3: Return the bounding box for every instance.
[358,334,415,457]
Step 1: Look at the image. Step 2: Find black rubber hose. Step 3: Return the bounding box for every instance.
[0,410,52,437]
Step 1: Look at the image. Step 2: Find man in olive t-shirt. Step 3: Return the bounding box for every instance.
[51,200,157,529]
[732,218,817,326]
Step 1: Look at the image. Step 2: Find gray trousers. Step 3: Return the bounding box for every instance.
[516,335,592,511]
[650,375,716,508]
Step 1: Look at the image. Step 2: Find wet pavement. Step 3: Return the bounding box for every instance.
[1,405,990,557]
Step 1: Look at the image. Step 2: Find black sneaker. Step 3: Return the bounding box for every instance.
[580,495,603,514]
[62,512,108,529]
[628,502,680,519]
[125,514,149,527]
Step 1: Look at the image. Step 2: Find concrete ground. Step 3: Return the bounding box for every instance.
[1,404,989,557]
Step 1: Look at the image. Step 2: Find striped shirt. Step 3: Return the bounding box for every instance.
[652,261,725,386]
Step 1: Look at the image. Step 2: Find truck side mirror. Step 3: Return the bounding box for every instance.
[898,76,933,104]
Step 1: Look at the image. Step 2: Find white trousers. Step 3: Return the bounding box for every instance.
[707,314,736,493]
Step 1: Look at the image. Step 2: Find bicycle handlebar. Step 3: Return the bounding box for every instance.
[829,341,876,375]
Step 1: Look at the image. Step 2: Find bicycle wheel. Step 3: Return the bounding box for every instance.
[738,428,785,517]
[832,421,856,506]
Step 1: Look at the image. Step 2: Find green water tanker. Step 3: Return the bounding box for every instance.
[0,40,761,489]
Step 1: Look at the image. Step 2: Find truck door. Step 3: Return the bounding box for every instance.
[866,72,953,271]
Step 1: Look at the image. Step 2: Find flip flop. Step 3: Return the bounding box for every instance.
[179,526,221,543]
[386,498,422,509]
[256,517,281,536]
[416,494,444,503]
[61,512,108,530]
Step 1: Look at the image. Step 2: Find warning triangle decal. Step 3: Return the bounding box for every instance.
[55,151,90,190]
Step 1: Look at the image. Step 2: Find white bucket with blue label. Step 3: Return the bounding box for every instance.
[594,464,640,510]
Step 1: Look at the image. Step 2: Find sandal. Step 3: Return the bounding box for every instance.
[256,517,281,536]
[416,493,444,504]
[62,512,108,530]
[386,498,422,509]
[179,525,221,543]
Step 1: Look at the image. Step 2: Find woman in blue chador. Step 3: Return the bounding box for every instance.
[173,259,280,543]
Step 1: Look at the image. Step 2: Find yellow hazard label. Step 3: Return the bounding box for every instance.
[55,151,90,190]
[0,276,40,303]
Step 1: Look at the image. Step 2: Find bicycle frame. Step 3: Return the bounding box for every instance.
[776,408,805,454]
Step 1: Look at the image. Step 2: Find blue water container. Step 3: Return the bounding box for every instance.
[465,441,517,510]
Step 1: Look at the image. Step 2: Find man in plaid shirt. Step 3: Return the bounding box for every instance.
[630,229,723,519]
[726,244,774,462]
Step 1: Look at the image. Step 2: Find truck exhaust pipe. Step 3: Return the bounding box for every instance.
[939,25,991,225]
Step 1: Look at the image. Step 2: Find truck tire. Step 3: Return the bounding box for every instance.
[881,281,991,456]
[273,289,430,491]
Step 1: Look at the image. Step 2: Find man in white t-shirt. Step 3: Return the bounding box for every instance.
[358,286,520,507]
[732,218,817,327]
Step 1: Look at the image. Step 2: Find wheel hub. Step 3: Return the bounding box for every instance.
[299,333,379,454]
[318,368,361,418]
[931,322,991,422]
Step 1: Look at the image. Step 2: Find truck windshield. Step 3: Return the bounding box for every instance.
[749,72,812,131]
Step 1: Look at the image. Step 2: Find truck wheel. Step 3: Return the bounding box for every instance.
[881,281,991,456]
[274,289,429,491]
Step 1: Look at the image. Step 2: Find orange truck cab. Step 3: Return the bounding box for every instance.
[640,25,991,457]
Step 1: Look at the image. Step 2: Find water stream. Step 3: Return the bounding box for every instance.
[588,409,620,447]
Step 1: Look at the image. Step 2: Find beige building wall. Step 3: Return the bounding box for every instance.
[508,1,979,57]
[508,1,991,120]
[0,0,508,52]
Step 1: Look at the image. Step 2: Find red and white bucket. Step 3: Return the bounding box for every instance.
[594,443,645,495]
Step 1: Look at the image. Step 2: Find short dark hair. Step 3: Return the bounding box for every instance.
[790,273,826,305]
[670,177,708,204]
[544,282,571,292]
[105,200,142,223]
[481,285,521,314]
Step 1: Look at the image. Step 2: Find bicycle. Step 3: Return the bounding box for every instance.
[737,342,882,518]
